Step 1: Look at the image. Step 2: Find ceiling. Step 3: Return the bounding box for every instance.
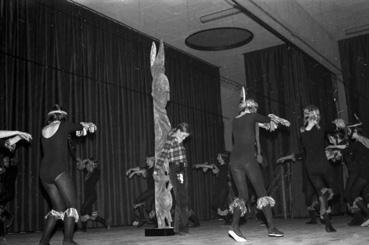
[72,0,369,85]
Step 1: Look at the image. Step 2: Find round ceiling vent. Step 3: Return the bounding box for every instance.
[185,27,253,51]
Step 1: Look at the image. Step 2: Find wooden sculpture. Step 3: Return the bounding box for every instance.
[150,40,173,229]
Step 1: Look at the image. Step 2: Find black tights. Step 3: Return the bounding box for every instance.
[230,160,274,230]
[40,172,78,245]
[307,173,336,214]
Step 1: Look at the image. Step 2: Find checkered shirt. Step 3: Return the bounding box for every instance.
[156,135,187,168]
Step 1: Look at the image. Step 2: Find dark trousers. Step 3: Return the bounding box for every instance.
[169,162,189,233]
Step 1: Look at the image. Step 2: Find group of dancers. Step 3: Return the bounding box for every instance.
[1,90,369,244]
[192,90,369,242]
[225,94,369,242]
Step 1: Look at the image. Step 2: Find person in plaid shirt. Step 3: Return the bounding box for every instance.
[155,122,190,234]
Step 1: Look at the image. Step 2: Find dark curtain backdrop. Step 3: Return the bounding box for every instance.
[339,34,369,133]
[0,0,224,232]
[244,45,336,217]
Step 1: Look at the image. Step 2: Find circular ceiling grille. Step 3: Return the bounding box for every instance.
[185,27,253,51]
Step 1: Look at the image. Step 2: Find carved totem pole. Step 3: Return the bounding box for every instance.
[150,40,173,228]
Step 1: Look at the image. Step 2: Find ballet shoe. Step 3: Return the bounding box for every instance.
[268,227,284,237]
[228,226,247,242]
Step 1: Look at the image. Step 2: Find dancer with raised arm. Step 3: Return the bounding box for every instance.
[228,87,289,242]
[0,130,32,151]
[0,130,31,242]
[39,104,96,245]
[300,105,336,232]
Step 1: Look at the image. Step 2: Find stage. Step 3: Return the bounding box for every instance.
[4,216,369,245]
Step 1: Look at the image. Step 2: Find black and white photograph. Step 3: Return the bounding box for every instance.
[1,0,369,244]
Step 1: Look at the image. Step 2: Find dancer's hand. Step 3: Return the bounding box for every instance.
[268,114,290,127]
[276,154,295,164]
[80,122,97,133]
[126,167,140,178]
[212,165,220,174]
[5,133,31,150]
[16,131,32,141]
[256,154,263,164]
[88,123,97,133]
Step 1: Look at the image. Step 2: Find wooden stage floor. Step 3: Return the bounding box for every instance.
[4,216,369,245]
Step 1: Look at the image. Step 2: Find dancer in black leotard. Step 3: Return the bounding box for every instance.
[39,105,96,245]
[228,96,287,242]
[300,105,336,232]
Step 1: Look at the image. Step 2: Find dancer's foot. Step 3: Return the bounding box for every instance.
[323,214,336,232]
[268,227,284,237]
[325,223,336,232]
[360,218,369,227]
[228,226,247,242]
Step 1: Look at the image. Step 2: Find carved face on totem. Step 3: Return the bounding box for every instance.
[152,73,170,108]
[150,40,170,108]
